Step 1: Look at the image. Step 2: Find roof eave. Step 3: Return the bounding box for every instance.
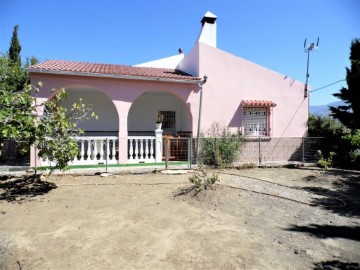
[26,68,201,84]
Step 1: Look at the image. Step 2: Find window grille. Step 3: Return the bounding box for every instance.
[160,111,176,134]
[243,107,268,136]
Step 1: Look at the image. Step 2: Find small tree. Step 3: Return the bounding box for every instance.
[199,122,243,168]
[8,25,22,66]
[35,88,97,170]
[0,83,96,170]
[1,24,96,171]
[25,56,39,68]
[189,122,243,190]
[0,54,96,171]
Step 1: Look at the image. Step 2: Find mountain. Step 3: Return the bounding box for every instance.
[310,101,345,116]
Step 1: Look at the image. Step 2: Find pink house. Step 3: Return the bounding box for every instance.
[28,12,308,166]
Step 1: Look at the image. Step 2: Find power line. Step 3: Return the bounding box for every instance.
[310,79,346,93]
[310,73,360,93]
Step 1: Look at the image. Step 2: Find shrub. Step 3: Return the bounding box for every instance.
[316,150,336,170]
[198,122,243,168]
[308,114,353,168]
[189,168,219,190]
[343,129,360,168]
[189,122,243,191]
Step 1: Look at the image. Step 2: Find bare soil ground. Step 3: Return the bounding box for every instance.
[0,167,359,270]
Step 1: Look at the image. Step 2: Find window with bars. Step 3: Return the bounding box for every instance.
[160,111,176,134]
[243,107,268,136]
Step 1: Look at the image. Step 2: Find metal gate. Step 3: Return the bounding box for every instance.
[163,137,192,169]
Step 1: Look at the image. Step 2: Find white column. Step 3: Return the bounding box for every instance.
[150,139,154,159]
[129,138,133,161]
[134,139,139,162]
[99,139,104,160]
[111,139,116,161]
[80,139,85,161]
[155,129,163,163]
[106,138,110,161]
[86,139,91,160]
[93,140,98,160]
[140,139,144,160]
[145,139,149,160]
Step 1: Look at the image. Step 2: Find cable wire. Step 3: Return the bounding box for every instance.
[310,79,346,93]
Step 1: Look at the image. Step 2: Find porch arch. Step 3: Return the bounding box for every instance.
[56,85,119,134]
[127,90,192,136]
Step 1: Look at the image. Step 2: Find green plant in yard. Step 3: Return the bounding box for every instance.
[316,150,336,170]
[343,129,360,166]
[198,122,243,168]
[189,122,243,190]
[189,167,219,190]
[308,114,352,168]
[0,53,97,171]
[1,25,97,171]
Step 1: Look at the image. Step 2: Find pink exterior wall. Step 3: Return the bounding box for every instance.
[181,42,308,137]
[29,40,308,166]
[29,73,200,165]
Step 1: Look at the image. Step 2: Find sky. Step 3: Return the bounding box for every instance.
[1,0,359,106]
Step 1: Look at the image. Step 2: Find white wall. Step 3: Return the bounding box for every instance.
[59,88,119,131]
[128,91,192,132]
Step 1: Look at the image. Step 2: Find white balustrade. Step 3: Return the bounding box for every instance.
[42,135,160,166]
[42,136,118,166]
[127,136,156,163]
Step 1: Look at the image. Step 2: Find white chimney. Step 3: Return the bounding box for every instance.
[197,11,217,48]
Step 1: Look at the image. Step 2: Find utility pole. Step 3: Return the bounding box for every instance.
[304,37,319,98]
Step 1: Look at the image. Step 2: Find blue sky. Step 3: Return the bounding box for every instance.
[1,0,359,106]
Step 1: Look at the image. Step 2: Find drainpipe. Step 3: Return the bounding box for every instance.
[195,75,208,164]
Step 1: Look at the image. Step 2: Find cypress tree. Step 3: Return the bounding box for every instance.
[8,25,22,65]
[330,38,360,130]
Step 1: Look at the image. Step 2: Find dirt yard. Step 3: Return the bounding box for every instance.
[0,167,359,270]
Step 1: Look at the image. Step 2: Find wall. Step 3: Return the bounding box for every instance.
[29,73,199,164]
[182,42,308,137]
[178,43,200,77]
[58,87,119,131]
[128,91,192,132]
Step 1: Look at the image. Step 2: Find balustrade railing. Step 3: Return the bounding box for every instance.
[41,134,162,166]
[42,136,118,166]
[127,136,156,163]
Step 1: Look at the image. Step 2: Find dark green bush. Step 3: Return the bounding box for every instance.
[198,122,243,168]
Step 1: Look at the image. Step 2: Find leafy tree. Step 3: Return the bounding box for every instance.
[1,25,96,170]
[25,56,39,68]
[308,114,348,138]
[330,38,360,130]
[0,55,96,171]
[8,25,22,66]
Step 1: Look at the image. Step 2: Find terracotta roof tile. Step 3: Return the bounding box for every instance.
[241,100,277,107]
[29,60,200,82]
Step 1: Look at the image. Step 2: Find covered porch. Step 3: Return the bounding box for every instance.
[40,89,194,167]
[27,59,201,168]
